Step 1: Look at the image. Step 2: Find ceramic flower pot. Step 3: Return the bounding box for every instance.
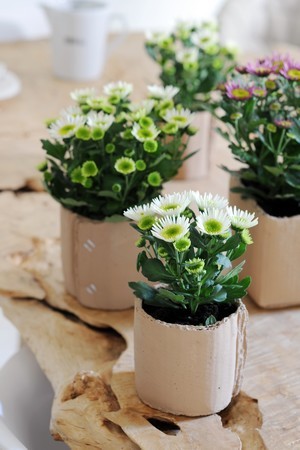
[175,111,212,180]
[134,299,248,416]
[60,207,141,310]
[229,177,300,308]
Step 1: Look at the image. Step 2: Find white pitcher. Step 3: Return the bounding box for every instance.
[42,0,126,81]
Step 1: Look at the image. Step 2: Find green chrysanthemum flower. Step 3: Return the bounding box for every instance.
[138,215,156,230]
[143,140,158,153]
[75,126,91,141]
[124,149,135,157]
[82,161,98,177]
[162,123,178,135]
[139,117,154,128]
[267,123,277,133]
[136,159,147,171]
[122,129,133,140]
[147,171,162,187]
[37,161,47,172]
[105,143,116,154]
[108,94,121,104]
[102,104,116,114]
[114,157,136,175]
[91,127,105,140]
[230,112,243,120]
[112,183,122,193]
[186,125,198,136]
[174,237,191,252]
[44,171,53,182]
[157,246,169,258]
[185,258,205,274]
[241,228,253,245]
[265,79,277,90]
[135,236,146,248]
[70,167,84,184]
[82,178,93,188]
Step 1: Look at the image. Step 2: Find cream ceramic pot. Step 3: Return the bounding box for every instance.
[134,299,248,416]
[60,207,140,310]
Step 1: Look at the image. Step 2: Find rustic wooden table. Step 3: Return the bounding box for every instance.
[0,35,299,450]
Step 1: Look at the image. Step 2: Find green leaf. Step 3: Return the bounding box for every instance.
[284,173,300,188]
[104,215,128,223]
[128,281,157,301]
[137,250,148,272]
[216,260,245,284]
[156,288,186,304]
[141,258,174,282]
[208,284,227,302]
[229,242,247,261]
[216,253,232,269]
[41,139,66,160]
[60,198,89,207]
[205,315,217,326]
[96,190,120,200]
[263,166,283,176]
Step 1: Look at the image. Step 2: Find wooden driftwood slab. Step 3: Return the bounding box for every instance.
[0,191,300,449]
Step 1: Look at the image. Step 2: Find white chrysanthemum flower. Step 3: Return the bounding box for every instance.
[147,85,179,100]
[49,115,85,141]
[193,192,228,211]
[152,216,190,242]
[103,81,133,99]
[151,192,192,216]
[125,109,147,122]
[176,47,199,64]
[61,105,83,118]
[129,99,155,114]
[145,31,170,45]
[86,111,114,131]
[162,108,195,128]
[131,123,160,142]
[174,20,194,36]
[227,206,258,230]
[70,88,97,103]
[196,209,231,236]
[86,96,106,107]
[190,29,219,49]
[123,203,154,221]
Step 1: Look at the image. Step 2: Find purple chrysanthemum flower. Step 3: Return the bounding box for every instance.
[269,53,293,73]
[246,58,273,77]
[280,60,300,81]
[274,118,293,129]
[225,81,253,101]
[252,86,267,98]
[235,65,248,74]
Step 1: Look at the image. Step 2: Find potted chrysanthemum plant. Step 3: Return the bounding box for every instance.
[124,191,257,416]
[40,81,196,310]
[145,20,237,179]
[215,53,300,308]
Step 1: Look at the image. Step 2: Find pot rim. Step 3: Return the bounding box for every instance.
[135,298,245,332]
[61,205,130,225]
[232,177,300,221]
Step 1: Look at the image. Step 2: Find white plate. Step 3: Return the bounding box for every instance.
[0,345,69,450]
[0,69,21,101]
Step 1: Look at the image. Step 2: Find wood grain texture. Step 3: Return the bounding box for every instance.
[1,36,300,449]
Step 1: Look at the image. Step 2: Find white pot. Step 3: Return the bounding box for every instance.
[134,299,248,416]
[175,111,212,180]
[229,178,300,308]
[60,207,140,310]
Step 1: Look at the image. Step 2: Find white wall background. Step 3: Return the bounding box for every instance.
[0,0,226,41]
